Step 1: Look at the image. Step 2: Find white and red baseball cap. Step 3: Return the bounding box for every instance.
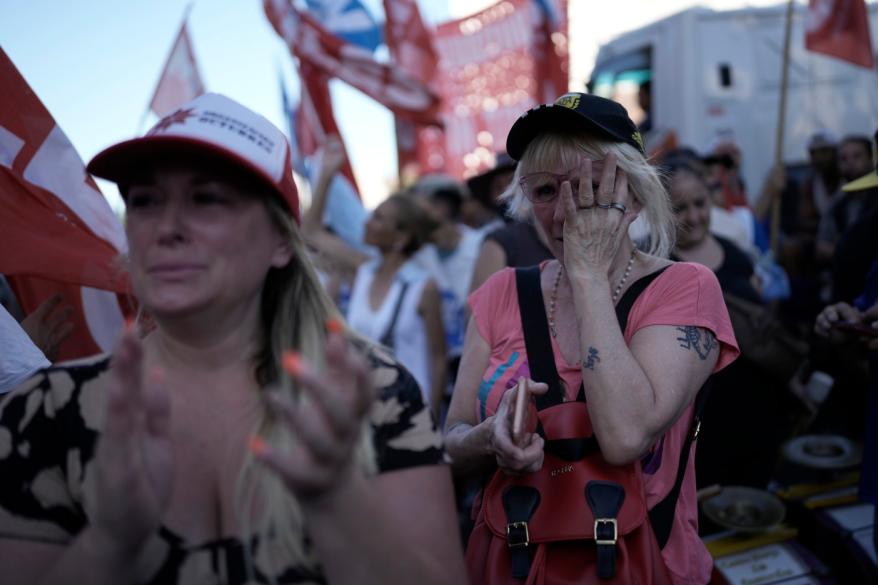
[88,93,300,222]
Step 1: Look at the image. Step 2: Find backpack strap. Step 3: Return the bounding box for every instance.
[502,486,541,579]
[515,266,565,409]
[379,281,410,349]
[615,265,669,331]
[648,378,712,549]
[585,481,626,579]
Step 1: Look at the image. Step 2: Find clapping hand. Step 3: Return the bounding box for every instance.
[89,331,173,557]
[250,321,375,503]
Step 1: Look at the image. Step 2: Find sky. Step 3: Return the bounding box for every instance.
[2,0,785,212]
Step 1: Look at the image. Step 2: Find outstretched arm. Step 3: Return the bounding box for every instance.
[301,137,370,274]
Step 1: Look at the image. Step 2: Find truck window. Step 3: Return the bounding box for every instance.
[589,47,652,128]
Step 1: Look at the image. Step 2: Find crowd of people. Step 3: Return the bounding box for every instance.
[0,84,875,584]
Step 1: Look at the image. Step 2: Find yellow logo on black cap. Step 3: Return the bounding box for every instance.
[555,93,580,110]
[632,130,644,151]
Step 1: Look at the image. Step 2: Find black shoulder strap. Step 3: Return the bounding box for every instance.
[648,378,712,549]
[379,281,410,349]
[615,265,670,333]
[515,266,565,409]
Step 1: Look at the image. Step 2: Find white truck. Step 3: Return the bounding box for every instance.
[589,2,878,199]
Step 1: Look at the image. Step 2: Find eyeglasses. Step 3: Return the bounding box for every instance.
[518,171,582,204]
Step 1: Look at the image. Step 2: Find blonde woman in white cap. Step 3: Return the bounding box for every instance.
[0,94,465,585]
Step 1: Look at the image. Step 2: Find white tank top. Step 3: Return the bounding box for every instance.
[346,259,432,403]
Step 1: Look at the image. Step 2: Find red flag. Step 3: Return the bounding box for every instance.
[382,0,441,177]
[0,48,131,360]
[806,0,875,69]
[264,0,440,124]
[296,60,360,194]
[383,0,438,86]
[149,20,206,117]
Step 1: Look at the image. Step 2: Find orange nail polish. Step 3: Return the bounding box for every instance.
[124,317,136,333]
[325,318,344,334]
[281,350,303,376]
[248,435,268,457]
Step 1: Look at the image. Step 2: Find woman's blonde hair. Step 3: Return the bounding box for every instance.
[500,132,676,258]
[237,195,376,579]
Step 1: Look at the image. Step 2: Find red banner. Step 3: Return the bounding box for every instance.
[296,60,360,193]
[149,21,206,117]
[806,0,875,69]
[264,0,440,125]
[0,48,131,360]
[397,0,569,180]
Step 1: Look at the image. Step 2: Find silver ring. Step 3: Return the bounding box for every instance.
[598,202,627,213]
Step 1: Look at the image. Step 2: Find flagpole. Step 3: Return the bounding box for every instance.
[771,0,795,258]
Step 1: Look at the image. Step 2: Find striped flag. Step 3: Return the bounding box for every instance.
[264,0,440,124]
[0,48,130,361]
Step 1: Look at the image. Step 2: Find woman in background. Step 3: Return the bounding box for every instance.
[301,139,447,420]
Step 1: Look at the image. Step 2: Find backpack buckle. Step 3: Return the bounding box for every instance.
[506,521,530,548]
[594,518,617,545]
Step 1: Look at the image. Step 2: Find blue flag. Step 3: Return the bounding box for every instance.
[533,0,558,27]
[305,0,383,52]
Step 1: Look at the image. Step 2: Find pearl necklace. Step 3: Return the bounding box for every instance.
[547,248,638,338]
[612,247,638,303]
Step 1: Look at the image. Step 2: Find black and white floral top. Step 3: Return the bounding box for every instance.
[0,344,444,584]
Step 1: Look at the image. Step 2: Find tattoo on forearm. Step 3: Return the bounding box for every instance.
[583,346,601,370]
[676,326,717,360]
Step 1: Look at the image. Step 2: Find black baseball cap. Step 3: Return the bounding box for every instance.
[506,92,645,160]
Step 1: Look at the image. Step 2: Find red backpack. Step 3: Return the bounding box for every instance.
[465,266,709,585]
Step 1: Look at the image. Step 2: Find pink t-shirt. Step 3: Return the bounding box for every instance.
[468,261,739,585]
